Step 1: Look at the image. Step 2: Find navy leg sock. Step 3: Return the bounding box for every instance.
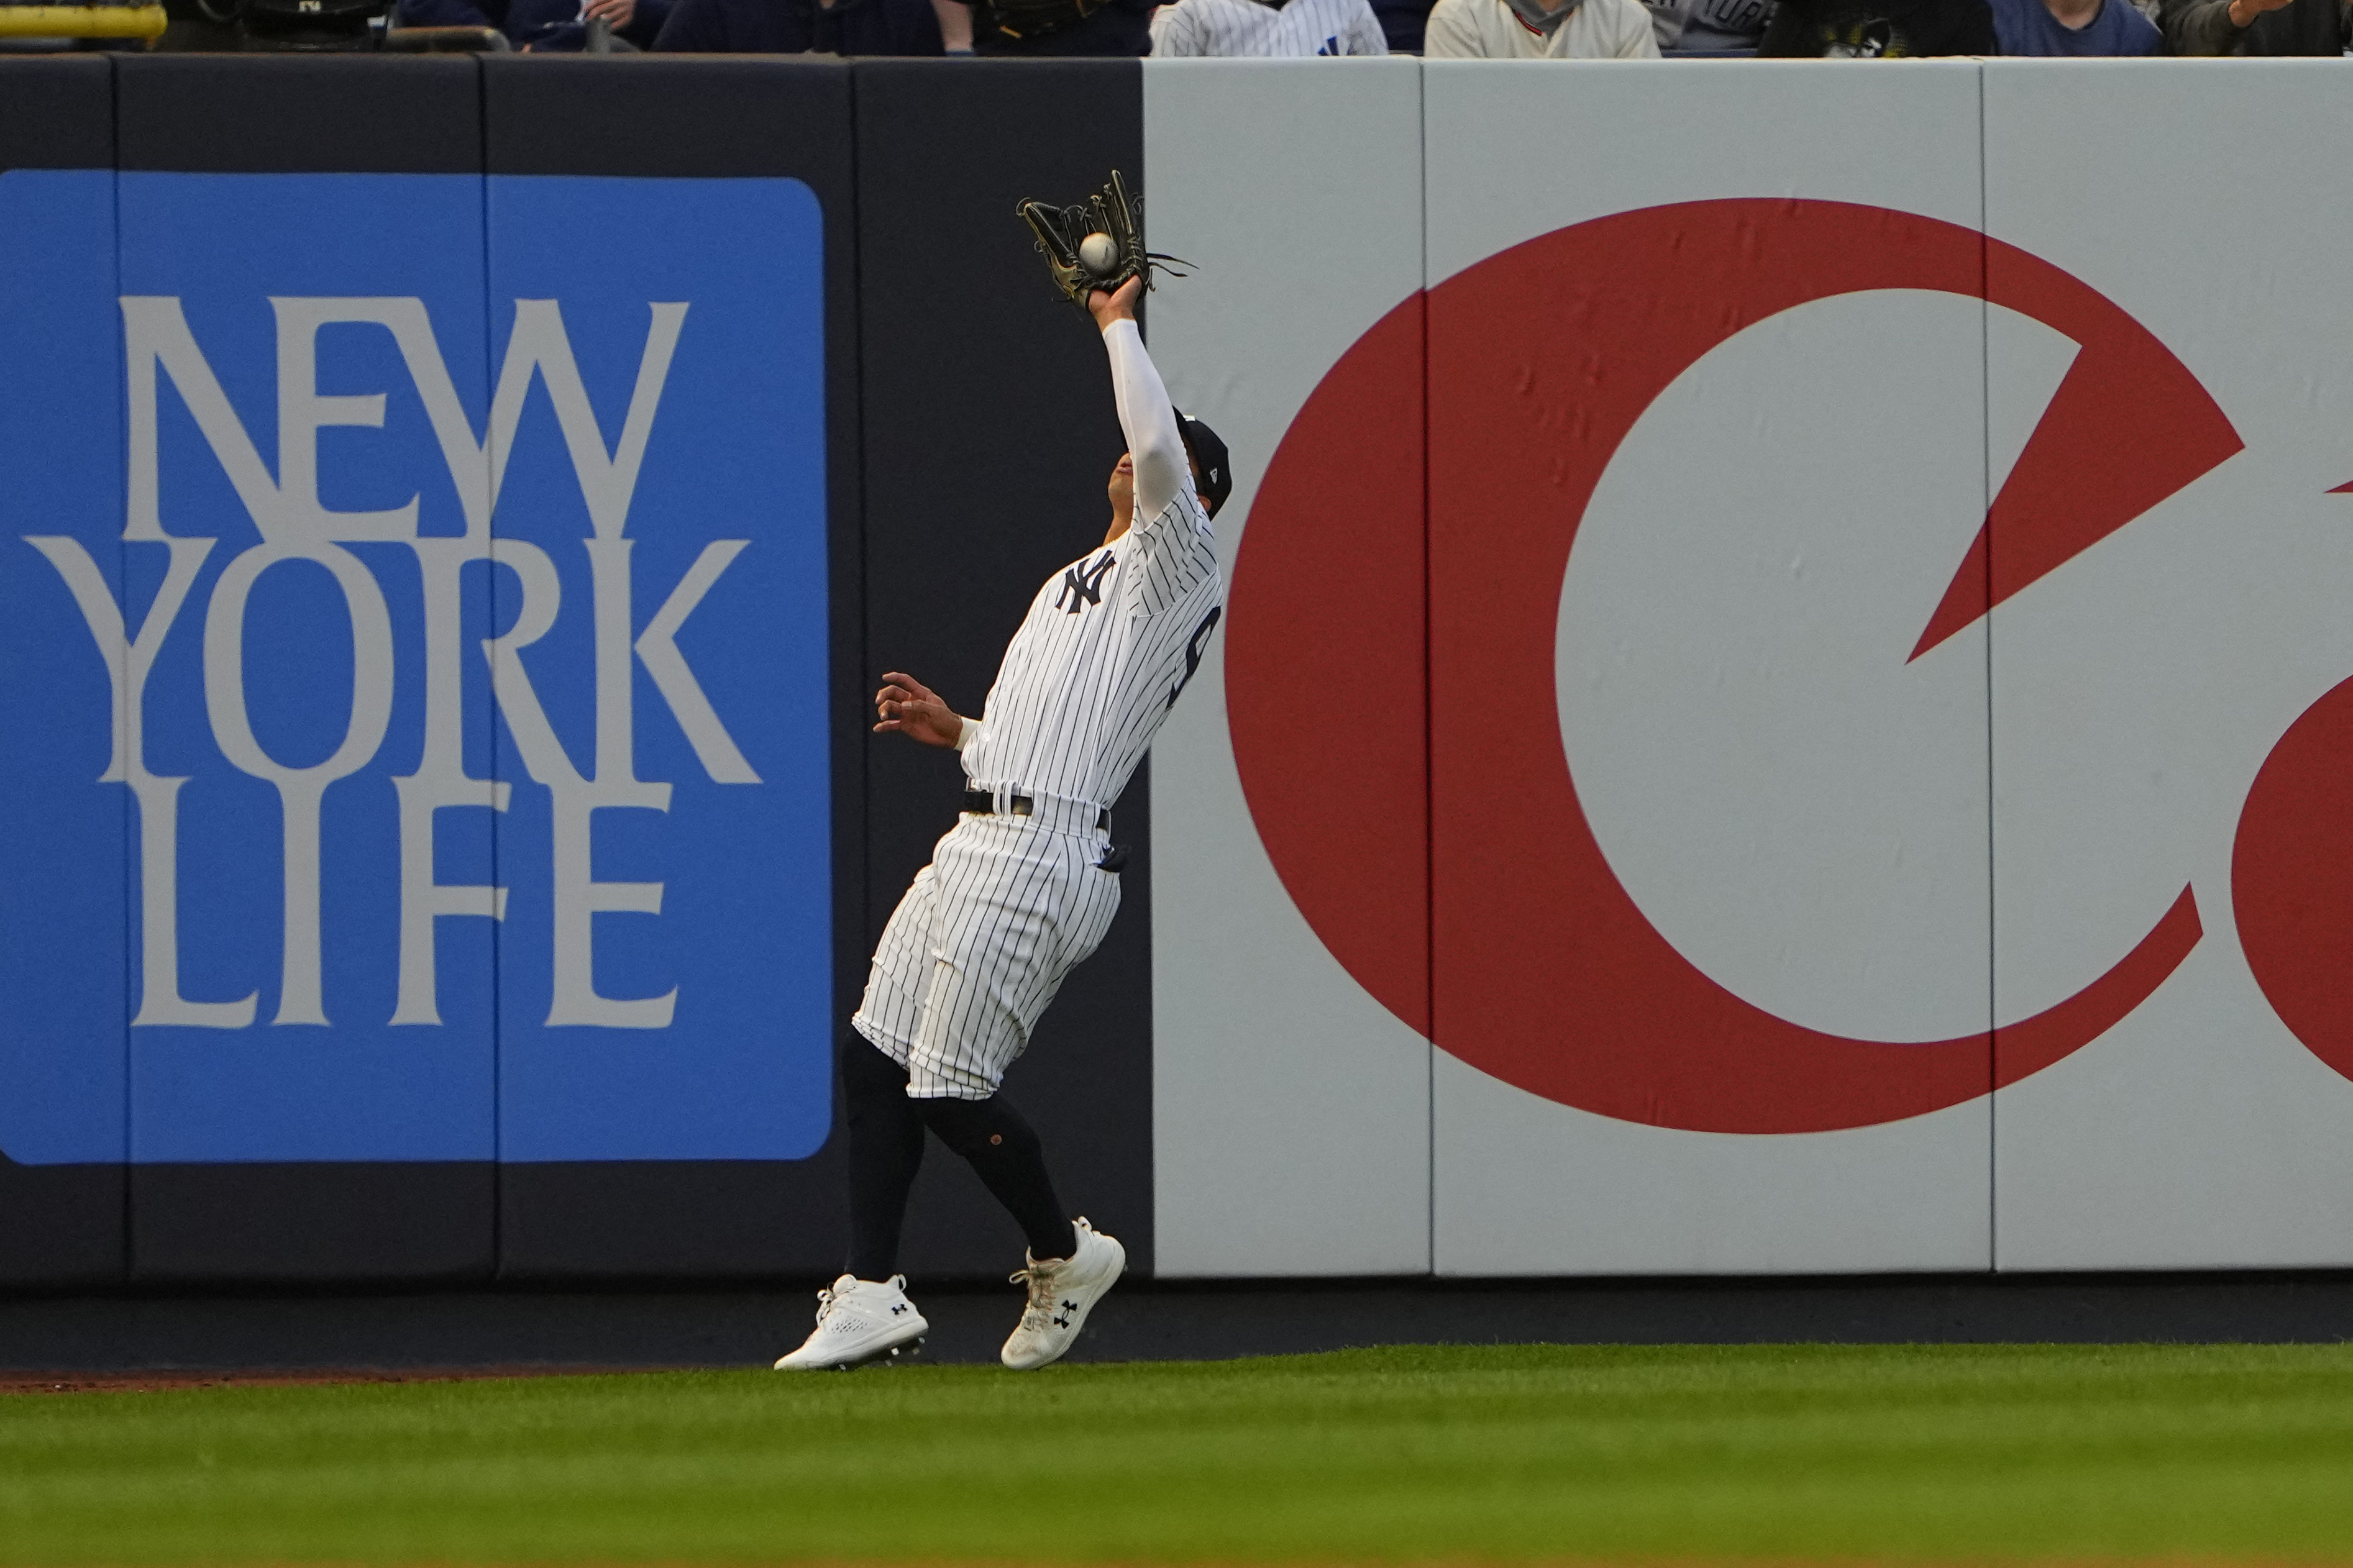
[840,1037,925,1281]
[913,1093,1078,1264]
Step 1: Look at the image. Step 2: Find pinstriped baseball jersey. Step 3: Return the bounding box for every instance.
[854,318,1223,1099]
[1149,0,1391,53]
[959,486,1223,814]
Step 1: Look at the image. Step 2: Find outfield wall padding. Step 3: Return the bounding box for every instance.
[0,53,1157,1290]
[6,56,2353,1290]
[1147,57,2353,1280]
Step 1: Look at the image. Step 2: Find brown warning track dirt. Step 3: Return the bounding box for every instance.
[0,1365,691,1394]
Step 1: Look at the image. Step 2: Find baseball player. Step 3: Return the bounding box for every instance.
[776,271,1231,1373]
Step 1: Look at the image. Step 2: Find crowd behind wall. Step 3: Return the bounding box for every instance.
[396,0,2349,66]
[8,0,2346,75]
[386,0,2352,61]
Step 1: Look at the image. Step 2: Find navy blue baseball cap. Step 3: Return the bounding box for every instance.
[1174,411,1232,518]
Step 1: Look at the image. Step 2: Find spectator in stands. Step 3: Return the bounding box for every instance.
[1369,0,1435,45]
[1645,0,1774,48]
[935,0,1156,51]
[1151,0,1389,52]
[1990,0,2157,49]
[2161,0,2348,51]
[1757,0,1991,51]
[399,0,669,48]
[1423,0,1659,55]
[652,0,943,49]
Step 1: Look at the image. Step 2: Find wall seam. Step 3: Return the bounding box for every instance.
[478,55,506,1282]
[1419,58,1435,1283]
[1979,59,1999,1280]
[110,52,133,1286]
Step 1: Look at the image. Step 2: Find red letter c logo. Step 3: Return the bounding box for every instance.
[1231,199,2239,1134]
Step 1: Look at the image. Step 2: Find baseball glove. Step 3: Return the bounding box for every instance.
[1016,170,1188,315]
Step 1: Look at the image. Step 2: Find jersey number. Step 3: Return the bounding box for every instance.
[1167,606,1224,711]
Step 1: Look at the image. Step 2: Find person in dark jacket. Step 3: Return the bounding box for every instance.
[1368,0,1436,48]
[2162,0,2347,51]
[1757,0,1992,50]
[933,0,1155,52]
[652,0,943,49]
[399,0,670,48]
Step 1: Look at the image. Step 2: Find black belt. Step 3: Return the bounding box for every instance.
[962,788,1111,833]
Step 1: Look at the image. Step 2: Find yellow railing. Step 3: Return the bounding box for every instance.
[0,3,169,36]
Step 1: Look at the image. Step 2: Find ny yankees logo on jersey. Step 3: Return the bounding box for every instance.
[1054,551,1118,614]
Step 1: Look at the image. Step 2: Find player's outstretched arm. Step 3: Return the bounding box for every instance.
[874,672,968,749]
[1088,276,1187,522]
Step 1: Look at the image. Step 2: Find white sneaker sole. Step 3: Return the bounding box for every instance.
[773,1320,928,1372]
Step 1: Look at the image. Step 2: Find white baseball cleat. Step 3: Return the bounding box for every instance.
[1000,1217,1125,1371]
[773,1274,929,1370]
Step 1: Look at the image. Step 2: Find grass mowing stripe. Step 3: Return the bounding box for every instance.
[2,1344,2352,1563]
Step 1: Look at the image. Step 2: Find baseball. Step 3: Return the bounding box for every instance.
[1079,232,1119,276]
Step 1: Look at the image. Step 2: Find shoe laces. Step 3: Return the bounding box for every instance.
[1008,1255,1067,1315]
[1015,1256,1089,1335]
[813,1274,898,1328]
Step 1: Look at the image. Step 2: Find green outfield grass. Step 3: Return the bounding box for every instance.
[5,1342,2353,1564]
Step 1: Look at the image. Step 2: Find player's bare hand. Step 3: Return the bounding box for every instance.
[2225,0,2290,21]
[875,672,963,749]
[582,0,636,21]
[1087,275,1143,329]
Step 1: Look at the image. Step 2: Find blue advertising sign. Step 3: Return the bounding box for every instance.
[0,168,127,1170]
[0,170,832,1167]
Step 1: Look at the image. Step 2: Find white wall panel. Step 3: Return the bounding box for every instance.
[1144,61,2353,1281]
[1424,62,1994,1275]
[1422,61,1986,289]
[1144,60,1431,1277]
[1985,62,2353,1270]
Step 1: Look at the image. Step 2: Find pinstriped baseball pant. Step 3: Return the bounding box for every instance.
[852,813,1123,1100]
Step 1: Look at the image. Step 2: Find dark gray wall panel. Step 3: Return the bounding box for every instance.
[856,59,1153,1279]
[0,58,126,1287]
[484,58,861,1282]
[115,55,480,175]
